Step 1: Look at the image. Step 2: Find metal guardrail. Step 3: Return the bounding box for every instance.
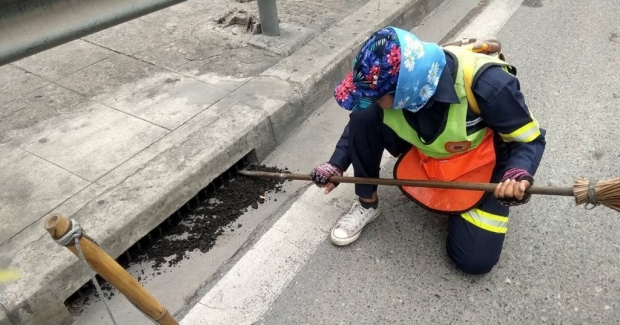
[0,0,186,66]
[0,0,281,67]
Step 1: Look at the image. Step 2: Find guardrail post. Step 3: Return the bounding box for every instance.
[257,0,280,36]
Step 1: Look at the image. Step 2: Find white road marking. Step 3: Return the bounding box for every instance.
[179,183,354,324]
[180,155,391,325]
[455,0,523,39]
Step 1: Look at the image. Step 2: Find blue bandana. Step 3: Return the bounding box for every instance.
[390,27,446,112]
[334,26,446,112]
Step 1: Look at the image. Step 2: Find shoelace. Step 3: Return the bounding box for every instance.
[337,203,369,232]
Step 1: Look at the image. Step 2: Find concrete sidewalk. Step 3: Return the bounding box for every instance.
[0,0,447,323]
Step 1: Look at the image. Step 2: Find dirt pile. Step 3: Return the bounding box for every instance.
[130,164,290,270]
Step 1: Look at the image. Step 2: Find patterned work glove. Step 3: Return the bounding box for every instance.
[497,168,535,206]
[310,162,343,186]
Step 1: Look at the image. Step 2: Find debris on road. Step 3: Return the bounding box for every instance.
[217,8,261,34]
[130,164,290,271]
[70,164,292,312]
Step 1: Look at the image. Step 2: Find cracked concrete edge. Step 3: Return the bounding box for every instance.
[0,0,447,324]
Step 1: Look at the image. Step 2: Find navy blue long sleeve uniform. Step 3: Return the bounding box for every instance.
[328,52,546,180]
[326,51,546,274]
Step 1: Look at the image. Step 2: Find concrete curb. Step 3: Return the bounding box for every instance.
[0,0,447,324]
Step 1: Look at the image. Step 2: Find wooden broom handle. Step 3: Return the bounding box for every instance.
[238,170,575,197]
[45,214,178,325]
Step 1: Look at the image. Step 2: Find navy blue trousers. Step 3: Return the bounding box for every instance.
[330,106,510,274]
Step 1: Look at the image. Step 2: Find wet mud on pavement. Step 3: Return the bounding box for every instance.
[68,164,292,317]
[131,164,291,270]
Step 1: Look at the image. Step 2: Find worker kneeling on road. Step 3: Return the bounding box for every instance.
[310,26,546,274]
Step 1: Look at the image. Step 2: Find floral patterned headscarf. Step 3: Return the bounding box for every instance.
[334,26,446,112]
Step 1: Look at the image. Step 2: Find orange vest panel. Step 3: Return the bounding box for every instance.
[394,129,496,214]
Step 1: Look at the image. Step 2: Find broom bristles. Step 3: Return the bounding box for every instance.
[574,177,620,212]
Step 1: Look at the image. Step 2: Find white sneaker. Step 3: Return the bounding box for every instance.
[330,201,381,246]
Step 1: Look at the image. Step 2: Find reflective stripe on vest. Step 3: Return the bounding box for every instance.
[383,47,515,158]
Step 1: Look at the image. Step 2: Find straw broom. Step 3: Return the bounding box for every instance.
[238,170,620,212]
[573,178,620,212]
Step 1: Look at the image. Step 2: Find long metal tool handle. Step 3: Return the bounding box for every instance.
[238,170,575,197]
